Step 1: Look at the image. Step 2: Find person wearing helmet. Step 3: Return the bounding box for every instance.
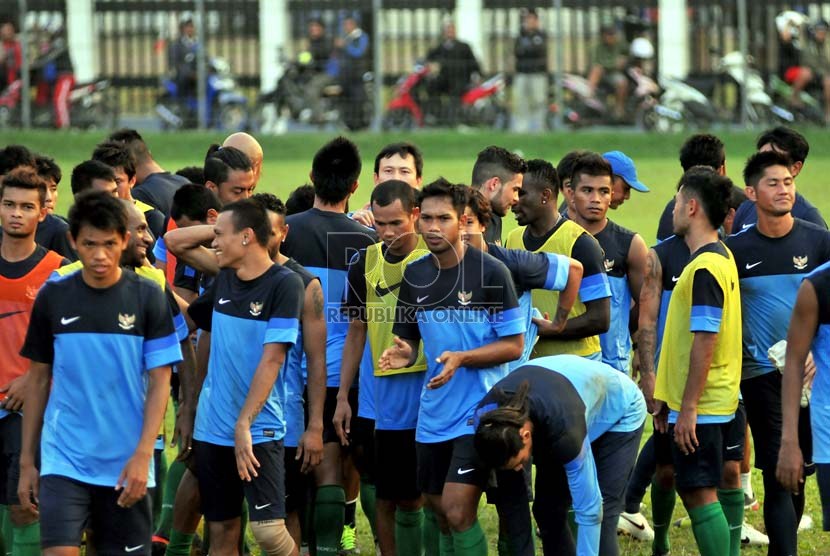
[587,25,630,121]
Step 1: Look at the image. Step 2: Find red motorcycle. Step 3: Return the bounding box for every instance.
[0,77,117,129]
[382,61,509,129]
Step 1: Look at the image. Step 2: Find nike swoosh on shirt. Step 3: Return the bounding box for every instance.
[218,298,231,305]
[0,311,24,320]
[671,276,680,283]
[416,295,429,303]
[745,261,762,270]
[374,281,402,298]
[124,546,145,553]
[620,514,646,531]
[60,316,81,325]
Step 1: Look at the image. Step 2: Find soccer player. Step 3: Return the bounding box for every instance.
[653,166,743,556]
[473,355,646,556]
[34,154,61,215]
[0,168,67,556]
[562,153,648,373]
[725,150,830,555]
[470,146,526,245]
[335,180,430,556]
[18,191,182,556]
[204,144,256,204]
[602,150,650,210]
[351,142,424,227]
[70,160,119,197]
[507,159,611,359]
[279,137,376,555]
[380,179,525,556]
[187,199,304,556]
[223,132,264,185]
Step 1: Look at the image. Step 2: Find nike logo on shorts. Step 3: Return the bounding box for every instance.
[726,444,742,451]
[255,502,272,510]
[457,467,475,475]
[124,545,144,553]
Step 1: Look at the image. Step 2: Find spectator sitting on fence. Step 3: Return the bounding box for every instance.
[587,24,629,121]
[426,20,481,126]
[334,15,370,130]
[512,8,548,133]
[0,19,21,91]
[168,15,199,100]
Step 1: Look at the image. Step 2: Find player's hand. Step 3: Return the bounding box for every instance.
[296,425,323,473]
[776,440,805,494]
[172,404,195,462]
[115,452,151,508]
[427,351,464,389]
[0,374,28,412]
[379,337,413,371]
[673,407,699,455]
[234,423,260,481]
[638,371,657,415]
[652,400,668,434]
[532,312,565,336]
[17,463,39,515]
[332,395,353,447]
[351,209,375,228]
[804,352,817,390]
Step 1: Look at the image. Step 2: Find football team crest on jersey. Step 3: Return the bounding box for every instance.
[603,259,615,272]
[249,301,264,316]
[457,290,473,306]
[118,313,136,330]
[793,255,808,270]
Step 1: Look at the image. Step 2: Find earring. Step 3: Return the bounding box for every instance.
[242,238,248,246]
[542,199,547,204]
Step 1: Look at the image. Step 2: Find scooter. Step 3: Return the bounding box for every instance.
[717,51,794,125]
[0,77,118,129]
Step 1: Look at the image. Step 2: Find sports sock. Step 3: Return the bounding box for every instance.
[688,502,729,556]
[717,488,744,556]
[395,508,423,556]
[423,506,440,556]
[650,478,676,555]
[359,479,377,539]
[439,532,454,556]
[155,459,187,539]
[624,435,656,514]
[153,448,168,528]
[165,529,195,556]
[344,498,357,528]
[451,520,487,556]
[314,485,345,554]
[740,471,754,500]
[0,505,8,556]
[10,522,39,556]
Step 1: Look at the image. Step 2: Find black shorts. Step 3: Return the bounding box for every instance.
[323,387,358,445]
[416,435,487,496]
[375,429,420,502]
[742,372,791,472]
[193,439,286,522]
[349,416,376,480]
[284,447,310,514]
[0,414,22,505]
[40,474,151,553]
[653,427,674,466]
[723,401,747,462]
[670,420,737,490]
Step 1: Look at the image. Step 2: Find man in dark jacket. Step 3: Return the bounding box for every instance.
[426,21,480,126]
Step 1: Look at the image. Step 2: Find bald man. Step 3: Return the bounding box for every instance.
[223,132,264,184]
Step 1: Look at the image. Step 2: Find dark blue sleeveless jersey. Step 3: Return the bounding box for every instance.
[726,219,830,380]
[20,270,182,487]
[393,246,524,442]
[594,220,636,372]
[188,264,304,446]
[652,235,691,368]
[732,194,826,232]
[281,208,377,387]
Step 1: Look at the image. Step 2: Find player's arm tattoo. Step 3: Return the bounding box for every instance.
[637,249,662,376]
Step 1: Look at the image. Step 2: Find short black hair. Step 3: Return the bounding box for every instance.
[463,186,493,228]
[742,150,793,187]
[252,192,287,217]
[68,190,129,239]
[756,126,809,164]
[471,146,527,188]
[679,134,725,172]
[204,144,252,187]
[556,150,591,183]
[524,158,560,194]
[473,381,531,469]
[417,177,467,217]
[286,184,315,216]
[371,180,417,213]
[35,155,61,185]
[221,198,271,247]
[176,165,205,185]
[374,142,424,178]
[92,141,137,179]
[568,153,613,189]
[0,145,35,175]
[70,160,117,195]
[0,166,48,207]
[108,128,152,165]
[311,137,362,205]
[171,183,222,223]
[678,166,734,230]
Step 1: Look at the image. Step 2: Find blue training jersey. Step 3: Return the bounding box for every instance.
[393,246,525,442]
[806,262,830,464]
[20,270,182,487]
[189,265,304,446]
[726,219,830,380]
[652,235,690,368]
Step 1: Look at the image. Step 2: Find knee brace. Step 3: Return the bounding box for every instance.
[250,519,296,556]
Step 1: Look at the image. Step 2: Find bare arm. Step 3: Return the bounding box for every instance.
[536,297,610,340]
[427,334,524,389]
[164,225,220,277]
[552,258,584,330]
[673,331,718,455]
[18,362,52,512]
[172,338,197,454]
[637,249,663,413]
[626,234,649,335]
[299,281,327,468]
[333,318,368,445]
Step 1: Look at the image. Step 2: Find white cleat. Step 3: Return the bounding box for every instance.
[618,511,655,541]
[741,522,769,545]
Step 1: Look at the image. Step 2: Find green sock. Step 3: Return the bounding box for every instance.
[155,459,187,539]
[359,479,377,539]
[688,502,730,556]
[153,448,168,529]
[650,479,676,555]
[395,508,423,556]
[423,506,440,556]
[10,522,39,556]
[439,532,454,556]
[314,485,345,554]
[0,505,8,556]
[165,528,195,556]
[717,488,744,556]
[451,520,487,556]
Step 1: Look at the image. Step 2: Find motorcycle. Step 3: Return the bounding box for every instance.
[717,51,794,125]
[768,74,825,125]
[155,57,248,131]
[0,77,118,130]
[646,75,719,131]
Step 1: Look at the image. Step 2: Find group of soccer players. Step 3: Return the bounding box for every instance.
[0,124,829,556]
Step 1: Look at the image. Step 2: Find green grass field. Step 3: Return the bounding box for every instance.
[4,128,830,554]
